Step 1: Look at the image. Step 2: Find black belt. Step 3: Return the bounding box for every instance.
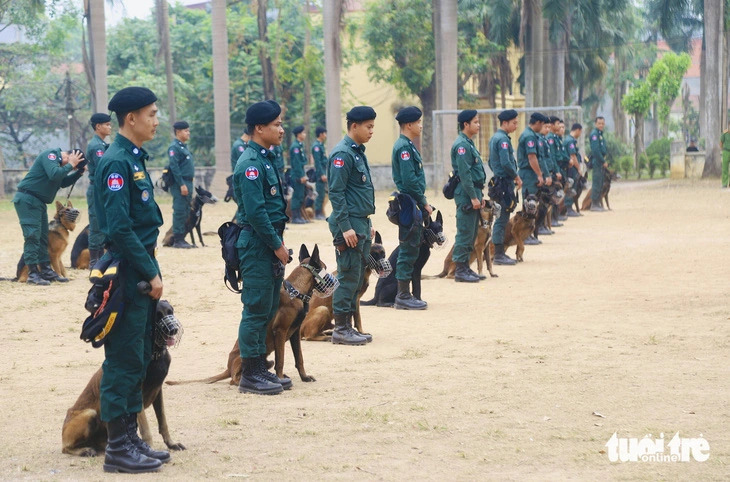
[474,183,484,189]
[241,223,286,236]
[182,176,193,182]
[17,188,45,203]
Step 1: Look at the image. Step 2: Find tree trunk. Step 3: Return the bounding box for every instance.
[419,79,437,173]
[612,52,627,143]
[257,0,276,100]
[634,113,644,165]
[157,0,176,122]
[433,0,457,183]
[555,31,566,107]
[211,0,231,177]
[302,0,311,157]
[89,0,107,112]
[323,0,343,152]
[531,0,544,106]
[702,0,724,177]
[700,36,706,138]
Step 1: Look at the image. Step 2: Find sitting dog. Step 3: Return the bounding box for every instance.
[433,201,500,280]
[70,225,90,269]
[162,186,218,247]
[581,166,618,211]
[62,300,185,456]
[489,194,539,262]
[300,233,387,341]
[362,212,446,307]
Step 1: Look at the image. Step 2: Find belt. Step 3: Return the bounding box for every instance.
[145,244,158,258]
[182,176,193,182]
[17,188,45,203]
[474,183,484,189]
[241,223,286,237]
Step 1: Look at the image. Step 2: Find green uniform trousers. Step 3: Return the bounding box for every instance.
[315,180,327,211]
[565,166,579,208]
[452,192,481,264]
[722,151,730,187]
[171,181,193,235]
[520,170,539,197]
[238,231,283,358]
[591,162,603,204]
[330,217,371,315]
[86,185,105,252]
[13,192,50,265]
[396,222,423,281]
[491,179,515,245]
[100,254,158,422]
[292,180,305,211]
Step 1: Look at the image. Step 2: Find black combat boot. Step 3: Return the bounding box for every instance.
[124,414,171,463]
[88,249,104,271]
[238,357,283,395]
[493,244,516,265]
[39,263,68,282]
[103,416,162,473]
[590,204,605,212]
[172,234,194,249]
[349,311,373,343]
[314,210,326,220]
[332,312,367,345]
[27,265,50,285]
[394,280,427,310]
[256,355,292,390]
[566,206,581,217]
[466,266,487,280]
[290,211,307,224]
[536,225,553,236]
[524,235,541,246]
[454,262,479,283]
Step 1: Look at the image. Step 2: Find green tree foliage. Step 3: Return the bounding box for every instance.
[645,138,671,164]
[618,154,634,179]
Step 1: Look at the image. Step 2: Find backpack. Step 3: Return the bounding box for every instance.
[218,221,243,293]
[442,171,460,199]
[81,257,125,348]
[157,166,174,192]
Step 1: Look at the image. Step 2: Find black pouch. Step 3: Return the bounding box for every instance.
[224,175,235,203]
[81,258,125,348]
[442,172,460,200]
[156,166,174,192]
[218,222,243,293]
[385,191,400,225]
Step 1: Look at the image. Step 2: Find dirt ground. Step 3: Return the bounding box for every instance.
[0,179,729,481]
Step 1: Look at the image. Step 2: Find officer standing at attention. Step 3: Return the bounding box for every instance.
[518,113,548,245]
[588,116,608,211]
[86,113,112,269]
[451,109,487,283]
[95,86,169,473]
[312,126,328,220]
[167,121,195,248]
[271,143,285,178]
[563,123,583,217]
[487,109,521,266]
[289,125,309,224]
[234,100,291,395]
[391,106,431,309]
[13,149,85,285]
[230,127,250,172]
[328,106,377,345]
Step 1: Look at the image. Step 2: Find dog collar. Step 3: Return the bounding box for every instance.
[283,280,311,303]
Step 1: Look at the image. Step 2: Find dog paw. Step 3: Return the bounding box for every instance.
[490,273,499,278]
[79,448,98,457]
[167,442,187,451]
[301,375,316,382]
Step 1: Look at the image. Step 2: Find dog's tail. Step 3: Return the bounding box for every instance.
[0,276,18,282]
[423,270,447,280]
[360,297,376,306]
[166,369,231,385]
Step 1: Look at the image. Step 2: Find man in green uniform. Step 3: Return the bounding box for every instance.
[542,120,562,229]
[518,113,549,245]
[96,86,169,473]
[554,119,569,221]
[487,109,521,266]
[563,123,583,217]
[328,106,377,345]
[589,116,608,211]
[13,149,85,285]
[168,121,195,248]
[86,113,112,269]
[721,128,730,187]
[312,126,328,220]
[451,109,487,283]
[234,100,292,395]
[289,125,309,224]
[391,106,431,309]
[535,122,554,236]
[271,144,285,178]
[230,127,250,173]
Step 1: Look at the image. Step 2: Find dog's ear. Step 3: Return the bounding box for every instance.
[55,200,63,211]
[299,244,309,262]
[310,244,320,265]
[436,211,443,225]
[374,231,382,245]
[66,200,73,208]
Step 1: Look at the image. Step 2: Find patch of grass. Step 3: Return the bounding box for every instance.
[345,407,391,424]
[219,418,240,427]
[646,334,659,345]
[399,348,425,359]
[19,328,30,333]
[409,404,426,412]
[414,420,447,431]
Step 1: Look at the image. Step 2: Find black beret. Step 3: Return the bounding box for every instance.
[108,87,158,113]
[346,106,377,122]
[242,127,250,135]
[458,109,478,124]
[90,113,111,126]
[173,121,189,130]
[292,125,304,135]
[245,100,281,125]
[497,109,518,122]
[395,106,422,123]
[529,112,547,124]
[315,126,327,136]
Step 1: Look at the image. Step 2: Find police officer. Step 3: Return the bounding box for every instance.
[96,86,169,473]
[271,143,285,178]
[391,106,431,309]
[555,119,570,221]
[312,126,328,220]
[13,149,85,285]
[563,123,583,217]
[451,109,487,283]
[86,113,112,269]
[518,113,549,245]
[589,116,608,211]
[167,121,195,248]
[234,100,292,395]
[540,120,561,231]
[487,109,521,266]
[328,106,377,345]
[289,125,309,224]
[230,127,250,172]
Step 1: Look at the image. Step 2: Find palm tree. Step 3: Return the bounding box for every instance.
[323,0,343,152]
[156,0,176,122]
[433,0,457,181]
[703,0,724,176]
[211,0,231,175]
[85,0,108,112]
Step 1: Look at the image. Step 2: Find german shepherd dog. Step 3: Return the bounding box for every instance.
[581,166,618,211]
[62,300,185,456]
[489,194,539,262]
[300,233,387,341]
[162,186,218,247]
[433,201,500,280]
[13,200,78,282]
[167,244,333,386]
[70,224,90,269]
[362,212,446,307]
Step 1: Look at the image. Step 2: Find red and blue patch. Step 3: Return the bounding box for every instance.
[107,173,124,191]
[48,153,57,161]
[169,150,175,156]
[400,151,411,161]
[238,146,244,152]
[245,166,259,180]
[457,146,466,155]
[333,158,344,168]
[527,140,535,148]
[294,148,300,154]
[314,146,320,152]
[95,149,104,158]
[501,142,509,150]
[569,143,575,149]
[591,135,598,141]
[548,138,554,144]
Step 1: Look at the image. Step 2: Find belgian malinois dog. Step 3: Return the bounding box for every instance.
[162,186,218,247]
[581,166,618,211]
[488,194,539,263]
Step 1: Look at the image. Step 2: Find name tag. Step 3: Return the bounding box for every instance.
[133,172,145,181]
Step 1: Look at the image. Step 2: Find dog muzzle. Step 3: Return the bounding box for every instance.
[63,209,80,224]
[423,228,447,249]
[155,313,183,348]
[491,201,502,220]
[551,189,565,203]
[313,269,339,297]
[367,255,393,278]
[525,201,538,216]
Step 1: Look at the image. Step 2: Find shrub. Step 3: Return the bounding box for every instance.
[636,153,648,179]
[648,154,660,178]
[618,155,633,179]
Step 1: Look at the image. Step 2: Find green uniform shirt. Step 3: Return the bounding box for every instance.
[537,134,552,175]
[231,138,248,172]
[589,127,607,163]
[312,140,327,178]
[392,134,427,207]
[327,135,376,233]
[17,148,83,204]
[721,131,730,152]
[450,132,487,200]
[488,129,518,179]
[517,126,539,172]
[86,134,109,182]
[564,134,580,162]
[546,132,561,171]
[271,145,285,172]
[234,141,288,251]
[289,139,307,179]
[167,139,195,186]
[94,134,163,281]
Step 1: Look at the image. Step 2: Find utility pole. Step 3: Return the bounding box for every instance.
[64,71,77,149]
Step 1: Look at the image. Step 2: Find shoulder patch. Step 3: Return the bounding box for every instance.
[245,166,259,180]
[457,146,466,155]
[95,149,104,158]
[548,138,554,145]
[569,143,575,149]
[107,173,124,191]
[294,148,300,154]
[527,140,535,148]
[238,145,244,152]
[400,150,411,161]
[314,146,320,152]
[169,149,175,156]
[501,142,509,150]
[48,153,57,161]
[591,135,598,140]
[333,157,345,168]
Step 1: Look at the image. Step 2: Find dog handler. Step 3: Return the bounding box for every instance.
[563,123,583,216]
[234,100,292,395]
[168,120,196,248]
[289,125,309,224]
[96,86,169,473]
[391,106,431,310]
[450,109,487,283]
[328,106,377,344]
[588,116,608,211]
[312,126,328,220]
[86,113,112,269]
[12,149,85,285]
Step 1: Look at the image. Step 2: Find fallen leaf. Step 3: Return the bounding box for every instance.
[592,411,606,418]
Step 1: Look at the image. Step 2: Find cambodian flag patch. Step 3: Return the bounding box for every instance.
[457,146,466,155]
[501,142,509,149]
[48,153,57,161]
[95,149,104,158]
[591,135,597,140]
[333,158,344,168]
[314,146,320,152]
[238,146,244,152]
[107,173,124,191]
[527,140,535,148]
[169,150,175,156]
[400,151,411,161]
[245,166,259,180]
[548,138,554,144]
[569,143,575,149]
[294,148,300,154]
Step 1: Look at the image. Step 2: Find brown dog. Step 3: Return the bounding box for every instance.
[299,232,386,341]
[581,166,617,211]
[434,201,499,279]
[488,194,539,262]
[62,300,185,456]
